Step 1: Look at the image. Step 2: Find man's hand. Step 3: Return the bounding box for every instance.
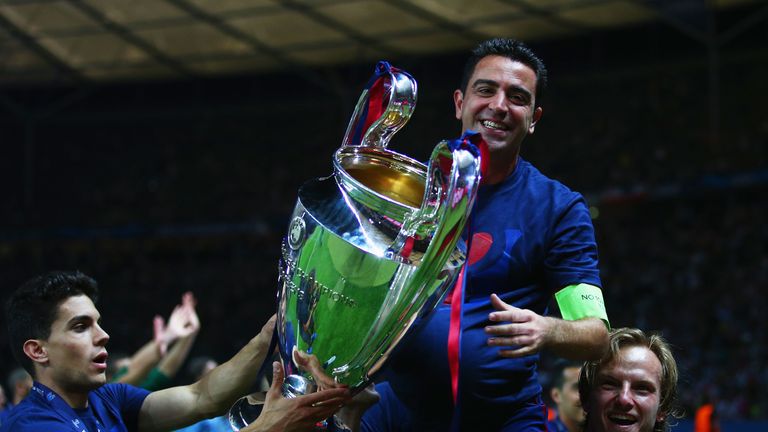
[484,293,553,358]
[485,293,609,360]
[254,314,277,352]
[154,292,201,355]
[335,384,380,432]
[166,292,201,339]
[243,362,351,432]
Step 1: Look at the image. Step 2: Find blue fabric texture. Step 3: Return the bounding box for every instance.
[0,382,149,432]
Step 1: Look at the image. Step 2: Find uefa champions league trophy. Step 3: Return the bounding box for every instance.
[228,61,484,430]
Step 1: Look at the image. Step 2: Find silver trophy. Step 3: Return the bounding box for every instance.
[229,61,483,430]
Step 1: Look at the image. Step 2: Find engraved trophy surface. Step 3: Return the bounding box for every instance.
[229,61,484,430]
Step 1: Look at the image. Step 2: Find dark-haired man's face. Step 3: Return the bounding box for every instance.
[31,295,110,396]
[453,55,542,180]
[585,346,663,432]
[552,366,584,429]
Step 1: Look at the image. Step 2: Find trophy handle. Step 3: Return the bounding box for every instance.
[356,131,484,378]
[388,131,485,262]
[341,61,417,149]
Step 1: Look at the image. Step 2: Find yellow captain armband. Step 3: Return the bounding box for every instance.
[554,283,610,329]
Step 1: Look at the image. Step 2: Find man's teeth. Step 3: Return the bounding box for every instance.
[482,120,507,130]
[609,414,636,425]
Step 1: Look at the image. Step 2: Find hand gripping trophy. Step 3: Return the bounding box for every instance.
[229,61,485,430]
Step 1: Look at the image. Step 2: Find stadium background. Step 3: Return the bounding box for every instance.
[1,0,766,430]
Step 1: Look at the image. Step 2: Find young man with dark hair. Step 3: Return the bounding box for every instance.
[1,271,351,432]
[361,38,610,431]
[548,360,584,432]
[579,328,682,432]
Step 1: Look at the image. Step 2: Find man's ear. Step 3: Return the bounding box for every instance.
[551,387,561,404]
[528,106,543,134]
[453,89,464,120]
[23,339,48,366]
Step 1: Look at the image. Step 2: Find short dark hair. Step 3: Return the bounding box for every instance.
[551,359,582,391]
[5,271,99,377]
[579,328,682,432]
[460,38,548,107]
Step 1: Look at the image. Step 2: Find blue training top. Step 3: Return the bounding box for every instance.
[0,381,149,432]
[366,158,602,431]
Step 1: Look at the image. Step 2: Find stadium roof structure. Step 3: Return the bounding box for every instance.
[0,0,763,85]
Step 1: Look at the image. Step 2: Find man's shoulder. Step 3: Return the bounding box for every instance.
[518,159,579,197]
[92,382,151,406]
[499,159,585,214]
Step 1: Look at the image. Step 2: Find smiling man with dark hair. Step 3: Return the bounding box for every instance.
[360,38,610,431]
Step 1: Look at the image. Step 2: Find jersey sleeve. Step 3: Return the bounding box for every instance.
[543,195,601,291]
[98,383,151,431]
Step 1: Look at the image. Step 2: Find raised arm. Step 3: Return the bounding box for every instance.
[115,340,162,385]
[137,315,276,431]
[156,292,200,379]
[116,293,198,385]
[138,315,354,432]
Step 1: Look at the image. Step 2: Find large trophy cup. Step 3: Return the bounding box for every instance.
[229,61,484,430]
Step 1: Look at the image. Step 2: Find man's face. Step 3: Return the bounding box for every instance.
[454,55,542,169]
[552,366,584,427]
[39,295,110,393]
[587,346,664,432]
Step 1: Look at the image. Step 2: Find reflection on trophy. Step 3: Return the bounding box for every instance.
[229,61,484,430]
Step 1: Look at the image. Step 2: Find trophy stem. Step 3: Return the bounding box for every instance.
[227,393,265,431]
[282,374,317,397]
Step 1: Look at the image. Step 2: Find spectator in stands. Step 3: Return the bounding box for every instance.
[547,360,584,432]
[694,394,720,432]
[6,368,32,406]
[0,368,33,425]
[109,292,200,391]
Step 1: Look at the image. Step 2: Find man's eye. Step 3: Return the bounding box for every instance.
[510,94,527,104]
[476,87,494,95]
[634,385,654,395]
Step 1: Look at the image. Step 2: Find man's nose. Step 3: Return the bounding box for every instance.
[616,383,634,408]
[94,324,110,345]
[488,92,508,113]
